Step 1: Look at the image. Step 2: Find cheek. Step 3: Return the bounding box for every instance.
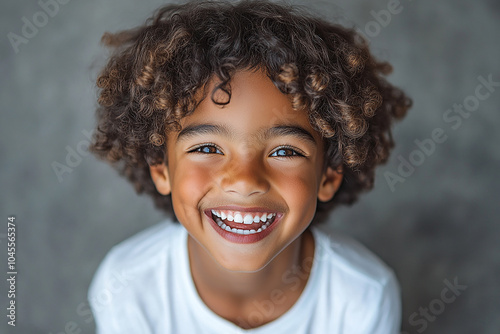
[272,166,319,217]
[171,162,212,215]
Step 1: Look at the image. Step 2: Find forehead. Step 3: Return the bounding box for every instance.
[175,68,321,143]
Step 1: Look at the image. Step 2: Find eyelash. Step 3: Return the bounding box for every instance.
[188,143,305,158]
[188,143,223,155]
[270,145,305,158]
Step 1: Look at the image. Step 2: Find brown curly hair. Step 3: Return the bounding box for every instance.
[90,0,411,223]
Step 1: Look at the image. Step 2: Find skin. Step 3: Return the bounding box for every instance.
[150,68,343,328]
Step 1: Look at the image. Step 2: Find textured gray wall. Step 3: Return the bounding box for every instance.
[1,0,498,333]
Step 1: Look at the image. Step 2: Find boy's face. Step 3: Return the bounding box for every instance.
[150,68,342,272]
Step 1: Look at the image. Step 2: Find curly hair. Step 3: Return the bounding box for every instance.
[90,0,411,223]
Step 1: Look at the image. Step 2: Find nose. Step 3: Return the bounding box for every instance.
[219,155,270,197]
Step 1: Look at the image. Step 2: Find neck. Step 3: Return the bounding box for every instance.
[187,229,315,328]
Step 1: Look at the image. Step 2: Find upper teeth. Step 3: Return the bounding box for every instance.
[211,210,275,224]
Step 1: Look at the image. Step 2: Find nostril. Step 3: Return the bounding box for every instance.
[220,171,270,196]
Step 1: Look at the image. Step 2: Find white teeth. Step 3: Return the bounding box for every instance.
[244,214,254,224]
[212,215,274,235]
[212,210,274,224]
[211,210,277,235]
[234,213,243,223]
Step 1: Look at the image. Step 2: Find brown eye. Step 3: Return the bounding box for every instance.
[189,144,223,154]
[270,146,304,157]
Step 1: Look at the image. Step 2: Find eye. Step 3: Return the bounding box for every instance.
[188,143,223,155]
[270,146,305,158]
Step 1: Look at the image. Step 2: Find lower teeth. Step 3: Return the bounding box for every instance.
[215,217,272,235]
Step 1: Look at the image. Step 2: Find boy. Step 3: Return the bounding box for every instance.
[88,1,411,333]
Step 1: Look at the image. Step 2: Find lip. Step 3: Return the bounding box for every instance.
[204,206,283,244]
[207,205,280,213]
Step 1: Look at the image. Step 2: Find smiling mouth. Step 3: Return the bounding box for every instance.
[210,209,278,235]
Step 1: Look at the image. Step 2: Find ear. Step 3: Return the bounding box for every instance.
[317,166,343,202]
[149,163,171,195]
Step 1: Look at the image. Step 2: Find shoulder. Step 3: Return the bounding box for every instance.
[311,227,401,333]
[106,219,180,265]
[88,219,182,301]
[87,219,184,331]
[312,227,396,285]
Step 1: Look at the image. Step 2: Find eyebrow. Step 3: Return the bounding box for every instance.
[176,123,317,146]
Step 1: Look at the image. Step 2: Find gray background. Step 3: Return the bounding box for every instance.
[1,0,499,333]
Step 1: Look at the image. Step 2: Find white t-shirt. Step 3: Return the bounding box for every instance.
[88,220,401,334]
